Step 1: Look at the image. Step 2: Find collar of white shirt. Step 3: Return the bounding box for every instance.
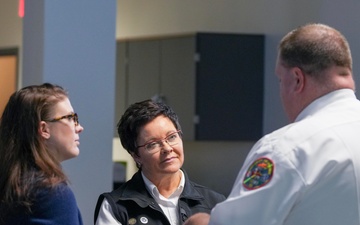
[141,170,185,225]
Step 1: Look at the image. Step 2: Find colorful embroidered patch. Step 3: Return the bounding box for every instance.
[243,157,274,190]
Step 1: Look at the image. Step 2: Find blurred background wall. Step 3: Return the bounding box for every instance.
[1,1,360,224]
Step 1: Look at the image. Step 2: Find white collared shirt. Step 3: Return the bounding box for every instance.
[95,170,185,225]
[209,89,360,225]
[142,170,185,225]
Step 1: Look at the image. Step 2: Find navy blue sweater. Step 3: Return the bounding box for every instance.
[0,183,83,225]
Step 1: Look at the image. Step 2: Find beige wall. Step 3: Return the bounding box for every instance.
[0,0,22,47]
[116,0,291,38]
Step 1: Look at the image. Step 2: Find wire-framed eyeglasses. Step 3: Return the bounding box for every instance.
[47,113,79,126]
[137,130,182,153]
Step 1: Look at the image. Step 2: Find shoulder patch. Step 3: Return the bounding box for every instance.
[243,157,274,190]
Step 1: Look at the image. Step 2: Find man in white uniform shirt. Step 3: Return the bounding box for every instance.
[184,23,360,225]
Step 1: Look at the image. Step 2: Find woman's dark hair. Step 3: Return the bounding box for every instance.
[117,99,182,156]
[0,83,69,213]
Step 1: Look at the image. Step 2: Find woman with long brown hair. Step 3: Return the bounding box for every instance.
[0,83,84,224]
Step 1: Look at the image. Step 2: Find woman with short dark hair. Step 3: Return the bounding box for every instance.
[95,99,225,225]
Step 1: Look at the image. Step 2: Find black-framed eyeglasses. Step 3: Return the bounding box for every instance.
[47,113,79,126]
[136,130,182,153]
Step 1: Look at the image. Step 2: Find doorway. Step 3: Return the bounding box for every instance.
[0,48,18,115]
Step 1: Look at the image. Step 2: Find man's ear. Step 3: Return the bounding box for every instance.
[293,67,306,93]
[39,121,51,139]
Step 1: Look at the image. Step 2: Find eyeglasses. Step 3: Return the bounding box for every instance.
[137,130,182,153]
[47,113,79,126]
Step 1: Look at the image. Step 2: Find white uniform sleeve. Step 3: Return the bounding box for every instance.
[208,141,305,225]
[95,198,122,225]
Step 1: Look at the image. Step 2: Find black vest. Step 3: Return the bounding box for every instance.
[94,170,225,225]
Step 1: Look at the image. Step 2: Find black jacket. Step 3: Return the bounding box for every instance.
[94,169,225,225]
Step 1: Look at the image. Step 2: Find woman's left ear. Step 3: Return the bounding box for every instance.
[39,121,51,139]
